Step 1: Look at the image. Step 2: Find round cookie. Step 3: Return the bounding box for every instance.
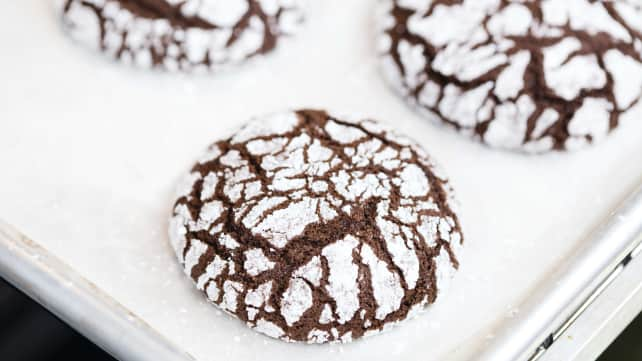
[59,0,304,71]
[379,0,642,152]
[169,109,463,343]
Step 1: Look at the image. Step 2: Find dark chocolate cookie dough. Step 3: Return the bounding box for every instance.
[379,0,642,152]
[169,109,463,343]
[59,0,303,71]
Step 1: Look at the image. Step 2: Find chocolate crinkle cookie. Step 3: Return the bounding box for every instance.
[379,0,642,152]
[59,0,304,71]
[169,109,463,343]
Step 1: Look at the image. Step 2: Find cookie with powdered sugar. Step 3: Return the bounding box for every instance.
[169,109,463,343]
[59,0,304,71]
[379,0,642,152]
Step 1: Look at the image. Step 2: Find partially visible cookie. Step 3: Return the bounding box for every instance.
[59,0,304,71]
[379,0,642,152]
[169,109,463,343]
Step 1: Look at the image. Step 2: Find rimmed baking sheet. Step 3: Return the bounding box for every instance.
[1,1,642,360]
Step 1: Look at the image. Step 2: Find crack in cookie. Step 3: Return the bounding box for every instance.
[59,0,304,71]
[379,0,642,152]
[169,109,464,343]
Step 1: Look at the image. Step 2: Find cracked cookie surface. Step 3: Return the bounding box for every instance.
[169,109,463,343]
[379,0,642,152]
[59,0,303,71]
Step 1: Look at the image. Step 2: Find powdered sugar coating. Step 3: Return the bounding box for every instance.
[379,0,642,152]
[59,0,304,72]
[169,109,463,343]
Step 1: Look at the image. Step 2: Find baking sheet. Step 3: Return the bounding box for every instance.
[542,238,642,361]
[479,184,642,361]
[0,221,194,361]
[1,1,642,360]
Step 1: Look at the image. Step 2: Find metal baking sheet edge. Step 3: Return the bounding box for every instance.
[475,182,642,361]
[0,220,194,361]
